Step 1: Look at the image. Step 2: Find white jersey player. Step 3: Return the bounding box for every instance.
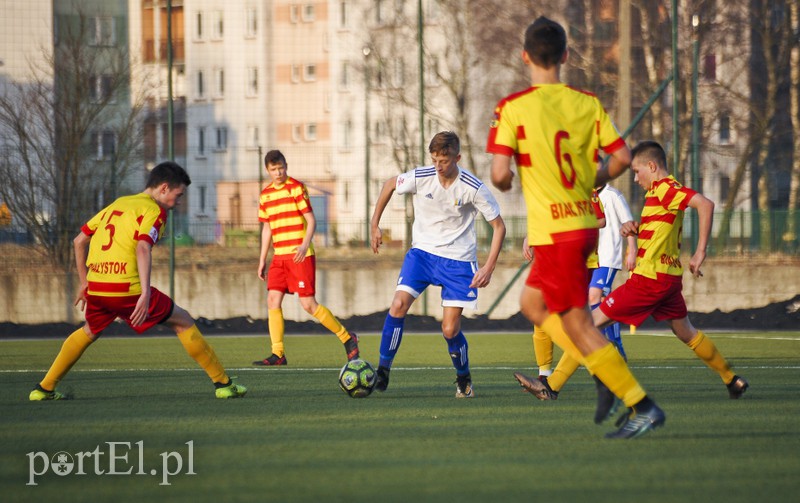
[369,131,506,398]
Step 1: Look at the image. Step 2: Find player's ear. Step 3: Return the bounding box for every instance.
[561,47,569,64]
[521,50,531,65]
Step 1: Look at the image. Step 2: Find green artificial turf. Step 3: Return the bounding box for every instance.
[1,331,798,502]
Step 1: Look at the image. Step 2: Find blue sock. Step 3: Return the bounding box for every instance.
[592,302,627,360]
[446,331,470,376]
[379,314,405,369]
[603,322,626,360]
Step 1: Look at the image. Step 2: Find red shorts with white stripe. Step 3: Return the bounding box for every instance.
[267,255,316,296]
[599,273,687,326]
[85,287,174,335]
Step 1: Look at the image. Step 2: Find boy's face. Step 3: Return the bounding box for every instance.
[430,151,460,177]
[154,183,186,210]
[266,161,288,185]
[631,157,657,191]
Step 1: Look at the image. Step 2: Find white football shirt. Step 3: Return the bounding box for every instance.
[395,166,501,262]
[597,184,635,269]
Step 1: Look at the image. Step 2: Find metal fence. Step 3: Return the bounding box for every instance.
[2,209,799,259]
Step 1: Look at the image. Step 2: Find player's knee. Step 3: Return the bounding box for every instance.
[441,321,460,339]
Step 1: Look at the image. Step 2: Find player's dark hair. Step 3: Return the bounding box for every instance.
[631,140,668,169]
[428,131,460,157]
[146,161,191,188]
[524,16,567,68]
[264,149,287,166]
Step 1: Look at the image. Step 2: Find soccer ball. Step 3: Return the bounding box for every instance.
[338,359,376,398]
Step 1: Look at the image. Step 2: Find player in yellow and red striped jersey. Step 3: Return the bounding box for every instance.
[30,161,247,401]
[595,141,748,399]
[488,16,664,438]
[252,150,359,366]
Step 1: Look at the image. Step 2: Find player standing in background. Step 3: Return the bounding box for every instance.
[595,141,748,399]
[30,161,247,400]
[488,16,664,438]
[252,150,359,366]
[370,131,506,398]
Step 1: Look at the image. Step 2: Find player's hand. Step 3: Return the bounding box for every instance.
[688,249,707,278]
[625,251,637,271]
[521,236,533,262]
[73,284,88,311]
[293,243,309,263]
[257,262,267,281]
[371,226,383,254]
[470,267,493,288]
[620,221,639,237]
[130,291,150,327]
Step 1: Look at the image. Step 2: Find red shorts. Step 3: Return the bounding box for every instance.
[600,273,687,326]
[526,232,597,313]
[267,255,316,296]
[85,287,174,335]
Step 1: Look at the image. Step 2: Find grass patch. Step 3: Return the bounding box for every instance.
[1,331,799,502]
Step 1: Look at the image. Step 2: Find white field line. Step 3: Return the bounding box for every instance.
[3,364,800,374]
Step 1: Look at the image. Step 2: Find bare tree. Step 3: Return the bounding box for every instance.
[0,8,147,270]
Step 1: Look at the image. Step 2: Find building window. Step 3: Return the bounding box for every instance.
[719,114,730,144]
[91,16,116,46]
[215,127,227,150]
[291,64,301,83]
[197,70,205,98]
[340,1,348,28]
[195,11,203,40]
[214,68,225,97]
[303,4,315,22]
[375,0,385,25]
[720,175,730,202]
[89,74,114,103]
[304,64,316,82]
[246,7,257,37]
[392,58,405,88]
[703,53,716,81]
[93,130,116,159]
[290,4,300,23]
[247,67,258,96]
[197,127,206,156]
[305,123,317,141]
[342,119,352,149]
[246,125,259,148]
[292,124,302,142]
[212,10,224,39]
[198,185,207,213]
[339,61,349,89]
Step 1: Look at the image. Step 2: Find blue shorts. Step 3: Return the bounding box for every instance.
[396,248,478,309]
[589,267,619,297]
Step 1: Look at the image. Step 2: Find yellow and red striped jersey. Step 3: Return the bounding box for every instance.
[633,175,697,280]
[82,193,167,296]
[486,83,626,245]
[258,176,314,258]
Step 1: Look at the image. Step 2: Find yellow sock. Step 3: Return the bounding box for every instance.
[40,327,94,391]
[177,324,228,384]
[548,353,581,392]
[312,304,350,344]
[268,308,285,357]
[540,314,586,365]
[687,330,735,384]
[584,344,646,407]
[533,326,553,374]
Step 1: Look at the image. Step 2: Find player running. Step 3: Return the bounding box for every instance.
[594,141,748,399]
[488,16,664,438]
